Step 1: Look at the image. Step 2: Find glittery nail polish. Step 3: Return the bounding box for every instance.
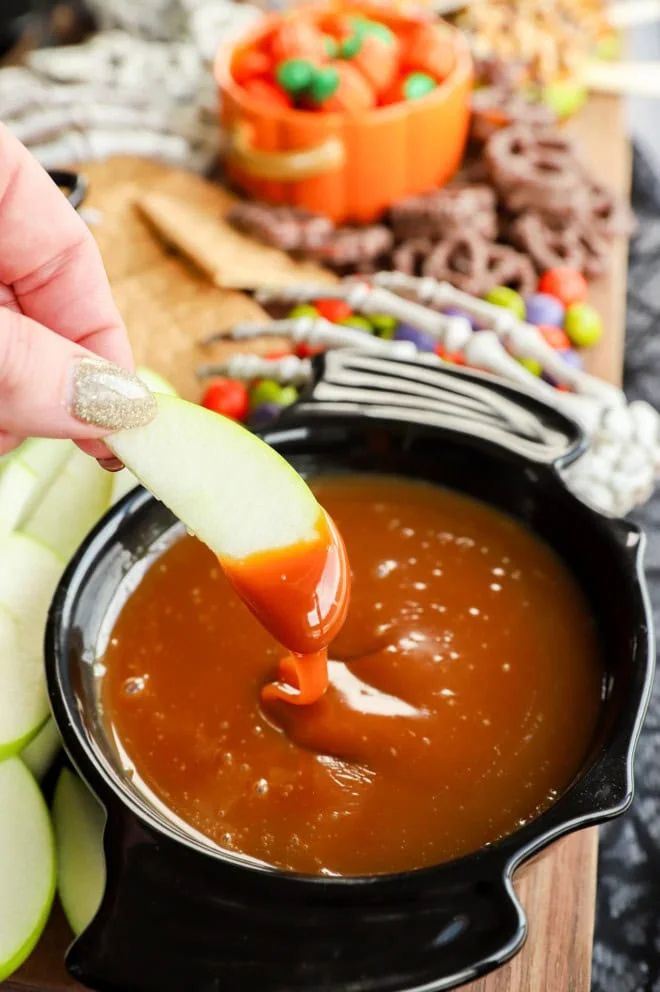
[70,358,157,432]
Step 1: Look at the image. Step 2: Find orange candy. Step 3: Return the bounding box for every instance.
[402,22,455,82]
[316,61,376,113]
[350,32,400,96]
[232,49,273,85]
[241,77,293,110]
[270,19,328,64]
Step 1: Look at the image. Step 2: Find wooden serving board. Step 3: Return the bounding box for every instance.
[8,92,630,992]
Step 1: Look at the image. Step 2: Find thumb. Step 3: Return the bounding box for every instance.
[0,308,156,447]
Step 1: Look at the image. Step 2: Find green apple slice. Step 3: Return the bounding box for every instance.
[52,769,106,937]
[21,719,62,782]
[136,366,178,396]
[110,367,179,506]
[0,604,49,759]
[0,438,73,540]
[0,758,55,981]
[107,394,321,561]
[22,447,112,563]
[0,534,65,755]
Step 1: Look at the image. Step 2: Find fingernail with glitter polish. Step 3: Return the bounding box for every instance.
[70,358,157,432]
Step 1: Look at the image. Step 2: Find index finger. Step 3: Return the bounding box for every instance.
[0,124,132,368]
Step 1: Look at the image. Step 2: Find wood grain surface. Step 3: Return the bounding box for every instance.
[8,92,630,992]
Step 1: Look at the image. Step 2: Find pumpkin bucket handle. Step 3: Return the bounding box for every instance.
[227,121,346,182]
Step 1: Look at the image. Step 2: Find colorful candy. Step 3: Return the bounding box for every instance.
[315,61,376,113]
[524,292,565,328]
[564,302,603,348]
[402,23,455,83]
[250,379,285,408]
[251,401,283,427]
[270,20,328,64]
[394,324,436,352]
[242,78,293,110]
[347,32,399,97]
[369,313,398,336]
[288,303,319,320]
[308,65,341,104]
[276,58,316,95]
[538,324,572,351]
[233,50,272,86]
[517,357,543,377]
[385,71,436,103]
[537,267,588,307]
[340,315,373,332]
[201,379,250,421]
[484,286,526,320]
[314,298,352,323]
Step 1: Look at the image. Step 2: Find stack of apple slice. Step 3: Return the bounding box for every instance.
[0,368,177,981]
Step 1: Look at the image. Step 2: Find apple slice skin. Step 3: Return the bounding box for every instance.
[0,758,55,982]
[107,394,322,562]
[0,438,73,540]
[0,534,65,755]
[22,448,113,564]
[21,719,62,782]
[52,769,107,938]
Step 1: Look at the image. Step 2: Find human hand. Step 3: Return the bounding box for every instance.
[0,125,155,468]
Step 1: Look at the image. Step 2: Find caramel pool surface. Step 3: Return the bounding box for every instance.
[102,475,602,876]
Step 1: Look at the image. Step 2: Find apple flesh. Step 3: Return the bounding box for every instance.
[0,534,65,756]
[52,769,106,937]
[0,758,55,981]
[108,394,322,562]
[21,719,62,783]
[22,447,112,563]
[111,366,179,506]
[0,438,72,540]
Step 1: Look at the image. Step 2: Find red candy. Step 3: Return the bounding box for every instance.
[296,343,325,358]
[241,77,293,109]
[538,324,572,350]
[315,298,353,322]
[538,268,588,307]
[233,50,272,85]
[401,23,455,82]
[270,20,327,64]
[435,342,465,365]
[201,379,250,421]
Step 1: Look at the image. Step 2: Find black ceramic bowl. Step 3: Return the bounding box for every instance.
[46,351,655,992]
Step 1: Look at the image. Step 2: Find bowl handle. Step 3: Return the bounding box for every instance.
[47,169,88,210]
[281,349,586,468]
[66,805,528,992]
[227,121,346,181]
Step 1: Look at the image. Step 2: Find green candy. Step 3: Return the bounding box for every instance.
[369,313,397,336]
[403,72,437,101]
[564,303,603,348]
[517,357,543,377]
[322,34,338,58]
[350,16,394,45]
[277,386,298,407]
[276,58,315,95]
[378,324,397,341]
[484,286,526,320]
[250,380,283,409]
[541,79,587,119]
[287,303,319,320]
[339,33,362,58]
[308,66,340,103]
[339,315,373,332]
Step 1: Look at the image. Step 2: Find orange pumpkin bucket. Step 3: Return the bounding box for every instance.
[215,5,473,224]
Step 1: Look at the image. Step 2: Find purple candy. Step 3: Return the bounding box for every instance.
[393,323,437,352]
[250,401,282,427]
[542,348,584,387]
[558,348,583,370]
[524,293,565,328]
[443,306,479,330]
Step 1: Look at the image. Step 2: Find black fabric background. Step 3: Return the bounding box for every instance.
[591,145,660,992]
